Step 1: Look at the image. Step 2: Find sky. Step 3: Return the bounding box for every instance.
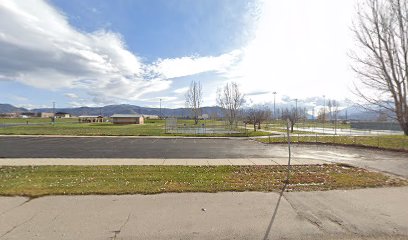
[0,0,358,109]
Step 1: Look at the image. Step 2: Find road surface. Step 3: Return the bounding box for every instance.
[1,136,408,177]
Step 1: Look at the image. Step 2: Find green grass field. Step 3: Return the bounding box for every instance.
[264,120,351,130]
[258,135,408,151]
[0,165,405,197]
[0,117,78,124]
[0,118,269,137]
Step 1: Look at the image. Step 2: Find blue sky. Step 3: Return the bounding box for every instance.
[52,0,253,60]
[0,0,357,109]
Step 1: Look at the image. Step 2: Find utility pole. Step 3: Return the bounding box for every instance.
[273,92,277,120]
[322,95,326,133]
[159,98,162,119]
[295,98,298,111]
[52,101,55,124]
[312,106,315,120]
[295,98,298,121]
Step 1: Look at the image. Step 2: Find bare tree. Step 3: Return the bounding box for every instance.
[245,105,271,131]
[281,107,300,133]
[216,82,245,126]
[332,100,339,122]
[317,108,326,123]
[185,80,202,124]
[327,100,333,122]
[351,0,408,135]
[332,100,340,134]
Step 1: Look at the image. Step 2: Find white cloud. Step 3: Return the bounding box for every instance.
[15,103,49,109]
[173,87,189,94]
[0,0,359,108]
[64,93,79,99]
[221,0,357,100]
[0,0,170,102]
[150,50,242,79]
[151,0,359,106]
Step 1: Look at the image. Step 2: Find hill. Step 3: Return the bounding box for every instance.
[0,104,28,113]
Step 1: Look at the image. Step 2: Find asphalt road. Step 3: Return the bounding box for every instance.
[1,187,407,240]
[1,136,408,177]
[0,137,277,158]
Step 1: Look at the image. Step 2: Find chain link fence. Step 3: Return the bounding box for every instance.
[165,118,246,135]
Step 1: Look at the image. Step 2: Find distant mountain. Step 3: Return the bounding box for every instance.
[337,105,396,121]
[0,104,27,113]
[1,103,395,121]
[30,104,225,118]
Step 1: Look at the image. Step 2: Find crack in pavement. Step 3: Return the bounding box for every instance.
[283,194,362,235]
[325,213,358,233]
[282,193,324,231]
[0,213,37,239]
[0,198,33,218]
[111,213,131,240]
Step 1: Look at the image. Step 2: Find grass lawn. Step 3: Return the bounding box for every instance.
[0,117,78,124]
[257,135,408,151]
[0,119,270,137]
[0,165,405,197]
[265,121,351,130]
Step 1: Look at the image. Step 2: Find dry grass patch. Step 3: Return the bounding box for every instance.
[0,165,405,197]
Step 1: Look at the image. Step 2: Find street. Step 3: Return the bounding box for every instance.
[1,136,408,177]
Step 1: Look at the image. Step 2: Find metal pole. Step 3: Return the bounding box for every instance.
[322,95,325,133]
[312,106,315,121]
[52,101,55,124]
[295,98,298,131]
[295,99,298,112]
[286,118,292,183]
[160,99,162,118]
[273,92,277,120]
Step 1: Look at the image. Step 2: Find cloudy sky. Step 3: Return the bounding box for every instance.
[0,0,358,109]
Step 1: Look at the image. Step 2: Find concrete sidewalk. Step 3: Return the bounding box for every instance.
[0,187,407,239]
[0,157,331,166]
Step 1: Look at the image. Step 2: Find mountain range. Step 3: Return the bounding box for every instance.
[0,103,388,121]
[0,103,224,118]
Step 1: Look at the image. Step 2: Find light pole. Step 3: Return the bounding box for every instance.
[295,98,298,121]
[322,95,326,133]
[273,92,277,120]
[52,101,55,124]
[295,98,298,111]
[159,98,162,119]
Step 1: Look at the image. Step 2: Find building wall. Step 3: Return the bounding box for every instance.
[112,117,144,124]
[56,114,70,118]
[79,117,103,123]
[41,112,55,118]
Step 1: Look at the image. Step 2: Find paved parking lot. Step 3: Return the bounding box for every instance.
[1,136,408,177]
[0,137,275,158]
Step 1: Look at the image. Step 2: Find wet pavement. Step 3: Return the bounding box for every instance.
[1,136,408,177]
